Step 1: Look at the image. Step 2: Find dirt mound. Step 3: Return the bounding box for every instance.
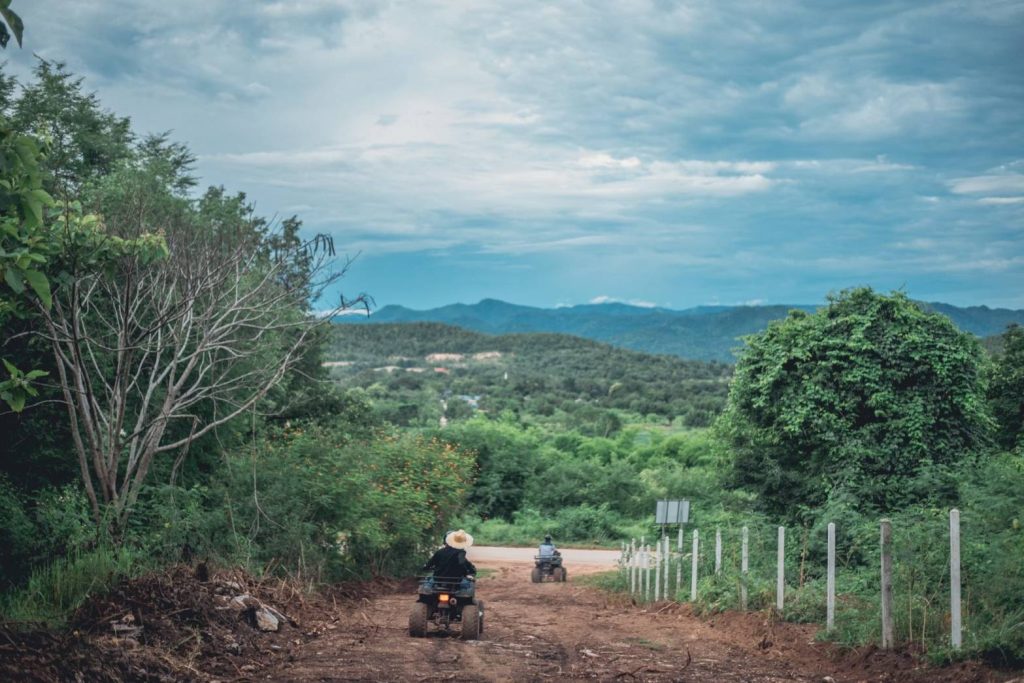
[0,564,320,682]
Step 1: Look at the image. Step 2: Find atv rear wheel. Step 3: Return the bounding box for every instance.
[561,567,568,581]
[552,567,564,582]
[475,599,485,634]
[531,567,541,583]
[409,602,428,637]
[461,604,481,640]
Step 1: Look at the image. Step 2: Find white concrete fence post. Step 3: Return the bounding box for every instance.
[676,525,684,599]
[776,526,785,612]
[640,537,646,602]
[880,519,894,649]
[715,528,722,575]
[676,537,682,591]
[690,529,699,601]
[630,539,637,596]
[664,535,670,599]
[655,537,662,602]
[741,526,749,611]
[950,509,962,650]
[827,522,836,632]
[644,544,651,602]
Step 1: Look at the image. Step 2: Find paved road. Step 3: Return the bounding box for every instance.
[467,545,621,568]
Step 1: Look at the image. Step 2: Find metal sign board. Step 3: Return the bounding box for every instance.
[666,500,680,525]
[655,499,690,524]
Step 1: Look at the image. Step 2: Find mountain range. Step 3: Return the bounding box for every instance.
[335,298,1024,362]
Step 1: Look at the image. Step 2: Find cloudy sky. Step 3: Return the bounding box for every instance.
[9,0,1024,309]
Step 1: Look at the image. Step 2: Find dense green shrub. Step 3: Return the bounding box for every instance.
[186,426,477,580]
[720,288,992,516]
[988,324,1024,450]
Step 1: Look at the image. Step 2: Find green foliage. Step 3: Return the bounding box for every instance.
[0,1,24,50]
[0,121,54,411]
[1,545,146,626]
[988,324,1024,451]
[720,288,992,516]
[7,60,134,196]
[437,418,542,519]
[327,322,732,428]
[0,475,36,589]
[459,504,630,547]
[169,424,476,581]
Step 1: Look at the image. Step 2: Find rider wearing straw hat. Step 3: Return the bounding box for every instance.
[423,529,477,580]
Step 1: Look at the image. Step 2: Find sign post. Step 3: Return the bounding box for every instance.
[655,500,689,603]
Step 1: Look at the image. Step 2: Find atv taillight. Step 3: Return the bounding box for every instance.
[439,593,449,603]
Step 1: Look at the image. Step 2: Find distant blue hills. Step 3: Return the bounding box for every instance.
[334,298,1024,362]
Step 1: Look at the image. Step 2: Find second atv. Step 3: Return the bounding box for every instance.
[531,554,567,582]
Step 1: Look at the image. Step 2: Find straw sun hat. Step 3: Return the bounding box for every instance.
[445,529,474,550]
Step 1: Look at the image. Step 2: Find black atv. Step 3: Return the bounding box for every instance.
[409,576,484,639]
[531,554,567,583]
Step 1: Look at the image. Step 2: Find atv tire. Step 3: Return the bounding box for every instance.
[553,567,564,582]
[561,567,568,581]
[475,599,485,634]
[409,602,428,637]
[461,604,481,640]
[531,567,541,583]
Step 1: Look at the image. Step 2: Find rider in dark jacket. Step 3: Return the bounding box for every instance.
[423,529,476,579]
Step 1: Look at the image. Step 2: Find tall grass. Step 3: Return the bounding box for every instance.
[1,546,148,626]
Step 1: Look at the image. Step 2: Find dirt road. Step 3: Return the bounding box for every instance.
[266,548,1008,682]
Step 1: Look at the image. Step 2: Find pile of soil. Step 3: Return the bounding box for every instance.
[0,564,337,682]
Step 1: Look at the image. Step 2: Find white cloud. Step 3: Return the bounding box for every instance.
[578,152,642,169]
[949,174,1024,195]
[589,295,658,308]
[977,196,1024,205]
[785,76,965,139]
[13,0,1021,307]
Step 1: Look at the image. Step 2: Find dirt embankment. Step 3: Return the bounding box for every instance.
[2,553,1019,682]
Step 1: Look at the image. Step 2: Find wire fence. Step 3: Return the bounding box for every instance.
[617,508,969,651]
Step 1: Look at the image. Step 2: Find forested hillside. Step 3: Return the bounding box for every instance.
[325,323,732,429]
[340,298,1024,361]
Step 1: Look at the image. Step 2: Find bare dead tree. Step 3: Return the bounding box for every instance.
[36,208,364,532]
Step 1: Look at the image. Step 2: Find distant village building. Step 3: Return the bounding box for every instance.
[426,353,464,363]
[472,351,502,361]
[456,394,482,409]
[434,367,450,374]
[321,360,354,367]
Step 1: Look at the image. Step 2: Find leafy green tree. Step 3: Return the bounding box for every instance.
[719,288,992,516]
[0,123,53,411]
[0,1,23,49]
[988,324,1024,451]
[8,60,133,197]
[438,418,542,519]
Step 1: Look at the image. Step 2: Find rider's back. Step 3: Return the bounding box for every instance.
[426,545,474,578]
